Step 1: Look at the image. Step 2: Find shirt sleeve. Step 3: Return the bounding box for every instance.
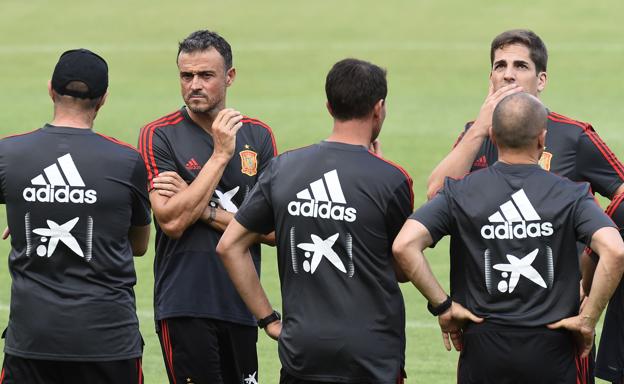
[257,124,278,175]
[576,126,624,198]
[235,159,275,235]
[408,189,453,247]
[384,177,414,242]
[138,126,177,191]
[129,154,152,226]
[574,188,618,246]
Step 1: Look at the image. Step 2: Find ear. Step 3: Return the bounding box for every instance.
[326,101,334,117]
[537,71,547,93]
[95,92,108,112]
[225,67,236,87]
[489,126,496,145]
[373,99,385,120]
[47,80,54,101]
[537,129,547,150]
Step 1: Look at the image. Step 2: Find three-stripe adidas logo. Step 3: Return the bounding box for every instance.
[480,189,553,240]
[185,158,201,170]
[23,154,97,204]
[287,169,357,222]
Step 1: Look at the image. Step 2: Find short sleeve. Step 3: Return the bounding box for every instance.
[257,124,278,175]
[130,154,152,226]
[576,127,624,198]
[574,189,618,245]
[409,189,453,247]
[235,159,275,234]
[384,177,414,242]
[138,126,177,190]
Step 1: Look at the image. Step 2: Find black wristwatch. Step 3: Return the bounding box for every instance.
[427,295,452,316]
[257,310,281,329]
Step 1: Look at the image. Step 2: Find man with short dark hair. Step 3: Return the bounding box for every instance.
[138,30,277,383]
[217,58,413,383]
[394,93,624,384]
[0,49,151,384]
[426,29,624,383]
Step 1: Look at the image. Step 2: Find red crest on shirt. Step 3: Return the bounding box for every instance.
[539,151,552,171]
[239,150,258,176]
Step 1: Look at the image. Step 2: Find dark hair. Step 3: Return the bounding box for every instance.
[53,81,103,110]
[490,29,548,73]
[492,93,547,150]
[325,58,387,121]
[177,30,233,70]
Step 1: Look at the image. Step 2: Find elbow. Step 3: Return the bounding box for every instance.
[392,237,408,264]
[132,243,149,257]
[215,239,230,262]
[159,220,185,240]
[426,178,441,201]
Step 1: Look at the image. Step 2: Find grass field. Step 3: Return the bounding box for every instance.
[1,0,623,382]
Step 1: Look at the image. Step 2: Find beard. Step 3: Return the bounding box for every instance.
[184,92,221,114]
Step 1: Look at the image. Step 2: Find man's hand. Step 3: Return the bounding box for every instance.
[212,108,244,160]
[369,139,383,156]
[2,227,9,240]
[265,320,282,341]
[438,301,483,352]
[471,82,524,138]
[547,315,595,358]
[153,171,188,197]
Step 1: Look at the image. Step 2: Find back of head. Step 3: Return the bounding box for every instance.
[51,48,108,110]
[492,93,547,150]
[490,29,548,73]
[325,58,387,121]
[177,30,233,70]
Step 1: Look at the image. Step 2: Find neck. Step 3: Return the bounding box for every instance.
[325,118,373,147]
[498,149,541,165]
[51,106,95,129]
[186,103,224,134]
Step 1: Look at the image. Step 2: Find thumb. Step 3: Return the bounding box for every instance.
[466,311,484,323]
[547,319,566,330]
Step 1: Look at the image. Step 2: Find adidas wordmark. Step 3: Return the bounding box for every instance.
[23,154,97,204]
[480,189,553,240]
[287,169,357,222]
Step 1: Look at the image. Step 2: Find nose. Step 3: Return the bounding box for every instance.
[190,74,202,90]
[503,66,516,82]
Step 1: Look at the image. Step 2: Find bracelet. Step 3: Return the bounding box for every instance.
[257,310,281,329]
[427,295,452,316]
[207,206,216,224]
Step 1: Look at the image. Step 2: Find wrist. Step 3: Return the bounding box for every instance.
[257,310,281,329]
[427,295,452,316]
[205,206,216,224]
[210,152,233,165]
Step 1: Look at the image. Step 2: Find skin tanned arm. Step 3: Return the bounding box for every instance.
[549,227,624,357]
[392,219,483,351]
[216,219,281,339]
[150,108,242,239]
[427,84,523,200]
[128,225,150,256]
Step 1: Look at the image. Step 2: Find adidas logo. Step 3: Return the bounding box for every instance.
[287,169,357,222]
[473,155,488,168]
[480,189,553,240]
[185,158,201,170]
[22,154,97,204]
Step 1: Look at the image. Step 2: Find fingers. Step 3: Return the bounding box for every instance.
[213,108,243,133]
[2,227,9,240]
[546,318,569,330]
[449,331,463,351]
[442,332,452,351]
[491,84,523,103]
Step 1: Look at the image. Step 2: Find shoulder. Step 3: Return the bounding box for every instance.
[0,128,40,144]
[140,109,186,134]
[94,132,141,156]
[547,111,592,133]
[367,151,413,185]
[241,115,273,134]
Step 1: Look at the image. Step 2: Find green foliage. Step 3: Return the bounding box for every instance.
[0,0,622,382]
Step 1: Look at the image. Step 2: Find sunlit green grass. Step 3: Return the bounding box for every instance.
[0,0,623,382]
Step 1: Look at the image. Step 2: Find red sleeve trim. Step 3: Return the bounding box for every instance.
[369,152,415,210]
[1,129,39,140]
[139,111,184,186]
[548,113,624,181]
[606,192,624,218]
[242,117,278,156]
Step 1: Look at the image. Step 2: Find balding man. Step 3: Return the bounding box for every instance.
[393,93,624,384]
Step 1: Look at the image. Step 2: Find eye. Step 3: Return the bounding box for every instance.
[180,73,193,81]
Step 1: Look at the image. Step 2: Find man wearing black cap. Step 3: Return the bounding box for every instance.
[0,49,151,383]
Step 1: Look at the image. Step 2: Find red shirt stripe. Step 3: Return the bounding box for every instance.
[139,111,184,187]
[242,117,278,156]
[368,152,414,209]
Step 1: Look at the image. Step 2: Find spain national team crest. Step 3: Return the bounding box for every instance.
[539,151,552,171]
[239,149,258,176]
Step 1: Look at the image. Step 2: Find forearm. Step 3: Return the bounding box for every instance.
[200,206,233,232]
[582,253,624,325]
[402,250,449,305]
[154,155,229,235]
[427,128,486,199]
[128,225,150,256]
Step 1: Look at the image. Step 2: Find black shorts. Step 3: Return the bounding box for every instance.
[597,279,624,383]
[157,317,258,384]
[457,322,576,384]
[0,353,143,384]
[279,367,406,384]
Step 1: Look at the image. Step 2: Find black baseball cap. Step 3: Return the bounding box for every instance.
[51,49,108,99]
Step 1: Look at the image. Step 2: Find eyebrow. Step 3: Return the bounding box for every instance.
[494,59,530,67]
